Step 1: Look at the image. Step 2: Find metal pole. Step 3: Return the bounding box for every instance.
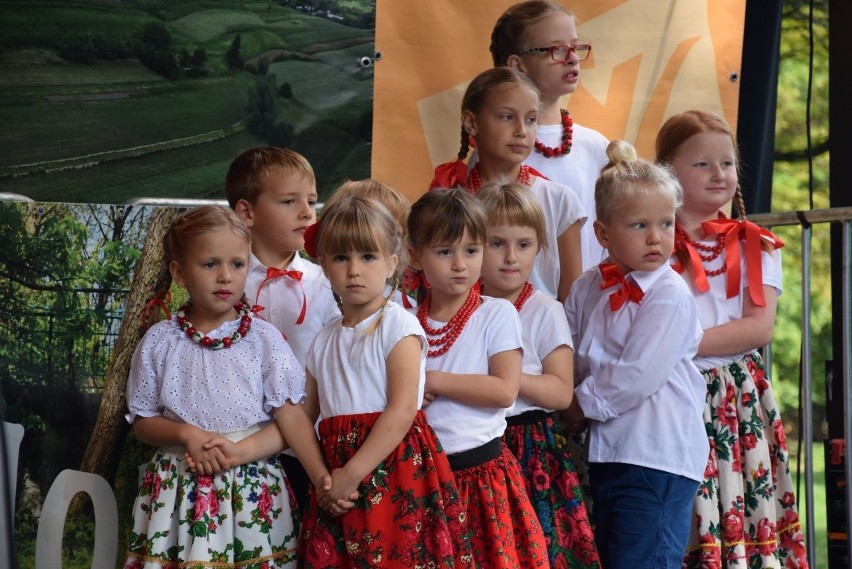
[842,220,852,569]
[801,225,816,569]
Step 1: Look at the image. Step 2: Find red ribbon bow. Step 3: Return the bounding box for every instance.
[429,158,468,190]
[599,263,644,311]
[674,214,784,307]
[400,266,428,308]
[141,289,172,331]
[254,266,307,325]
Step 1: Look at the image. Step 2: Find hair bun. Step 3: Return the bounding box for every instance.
[605,140,638,164]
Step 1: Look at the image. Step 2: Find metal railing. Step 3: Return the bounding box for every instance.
[749,206,852,569]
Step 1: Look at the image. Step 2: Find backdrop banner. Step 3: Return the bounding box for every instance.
[372,0,746,201]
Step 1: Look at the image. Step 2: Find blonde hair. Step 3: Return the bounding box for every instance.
[224,146,315,207]
[323,178,410,232]
[457,67,540,162]
[477,180,548,251]
[490,0,574,66]
[654,109,747,218]
[596,140,683,223]
[164,205,250,266]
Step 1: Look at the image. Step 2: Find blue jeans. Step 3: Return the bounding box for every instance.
[590,462,698,569]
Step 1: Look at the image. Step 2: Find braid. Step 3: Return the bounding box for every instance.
[733,185,748,220]
[458,127,470,161]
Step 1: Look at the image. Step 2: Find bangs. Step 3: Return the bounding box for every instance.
[317,202,390,257]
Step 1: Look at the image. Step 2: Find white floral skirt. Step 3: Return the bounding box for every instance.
[124,450,298,569]
[683,353,808,569]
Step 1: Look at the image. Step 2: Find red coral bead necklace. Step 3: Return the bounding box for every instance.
[177,300,252,349]
[534,109,573,158]
[417,286,481,357]
[676,224,727,276]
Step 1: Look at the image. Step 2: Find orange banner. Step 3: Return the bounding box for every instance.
[372,0,745,201]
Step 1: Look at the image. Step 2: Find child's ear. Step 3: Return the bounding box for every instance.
[462,110,478,138]
[506,54,524,72]
[593,220,609,249]
[234,199,255,228]
[387,253,399,278]
[408,247,422,270]
[169,260,186,287]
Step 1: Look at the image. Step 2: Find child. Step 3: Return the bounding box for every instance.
[656,110,808,568]
[124,206,303,569]
[490,0,609,270]
[225,146,340,511]
[432,66,586,302]
[320,178,416,307]
[478,181,600,568]
[276,196,472,568]
[563,141,709,568]
[407,187,549,568]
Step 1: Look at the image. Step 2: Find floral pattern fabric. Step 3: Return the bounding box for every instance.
[683,353,808,569]
[504,415,601,568]
[300,410,473,568]
[124,451,298,569]
[453,444,550,568]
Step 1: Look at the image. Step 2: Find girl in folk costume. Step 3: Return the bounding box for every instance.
[489,0,609,269]
[275,196,472,568]
[478,181,601,568]
[407,187,549,568]
[431,66,586,302]
[124,206,303,569]
[564,141,708,568]
[656,110,808,569]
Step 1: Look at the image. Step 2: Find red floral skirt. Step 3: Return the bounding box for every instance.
[504,412,601,568]
[452,443,550,568]
[299,411,473,568]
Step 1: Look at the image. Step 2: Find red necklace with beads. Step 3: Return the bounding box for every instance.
[675,224,726,276]
[177,300,252,349]
[466,164,534,194]
[534,109,573,158]
[512,281,534,312]
[416,285,481,357]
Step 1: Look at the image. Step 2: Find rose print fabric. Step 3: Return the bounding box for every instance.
[503,415,601,568]
[299,411,473,568]
[452,445,550,568]
[124,452,298,568]
[683,353,808,568]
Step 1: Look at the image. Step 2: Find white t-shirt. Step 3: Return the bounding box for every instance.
[413,296,523,455]
[245,252,340,366]
[524,122,609,270]
[126,315,305,432]
[677,240,783,371]
[527,176,587,299]
[305,302,426,417]
[565,263,708,482]
[510,289,574,416]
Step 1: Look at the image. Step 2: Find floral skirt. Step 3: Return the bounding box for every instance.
[124,451,298,569]
[299,410,473,568]
[504,412,601,568]
[683,353,809,568]
[452,442,550,568]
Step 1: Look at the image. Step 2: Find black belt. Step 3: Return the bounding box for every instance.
[506,409,553,426]
[448,437,502,471]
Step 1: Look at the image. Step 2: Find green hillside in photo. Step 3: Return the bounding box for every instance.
[0,0,376,203]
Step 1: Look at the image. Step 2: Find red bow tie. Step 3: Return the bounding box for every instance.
[254,266,307,325]
[599,263,644,311]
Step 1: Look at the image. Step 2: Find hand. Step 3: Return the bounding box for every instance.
[421,392,437,408]
[185,429,231,475]
[318,474,358,516]
[318,468,360,513]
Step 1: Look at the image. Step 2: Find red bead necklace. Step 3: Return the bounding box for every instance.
[177,300,252,349]
[534,109,573,158]
[512,281,534,312]
[676,225,726,276]
[466,164,534,194]
[416,286,481,357]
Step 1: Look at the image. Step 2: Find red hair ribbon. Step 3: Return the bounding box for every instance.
[141,288,172,331]
[400,266,427,308]
[429,158,468,190]
[599,263,644,311]
[672,237,711,294]
[303,221,320,259]
[701,216,784,307]
[254,266,307,325]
